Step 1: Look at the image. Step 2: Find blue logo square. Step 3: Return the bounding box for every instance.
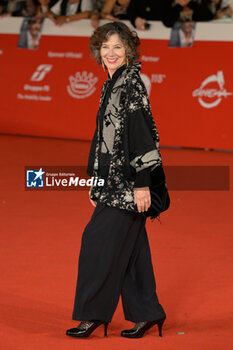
[26,168,44,188]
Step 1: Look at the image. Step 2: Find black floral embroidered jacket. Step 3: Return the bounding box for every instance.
[87,62,162,212]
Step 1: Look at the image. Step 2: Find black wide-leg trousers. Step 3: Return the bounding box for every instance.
[72,201,166,323]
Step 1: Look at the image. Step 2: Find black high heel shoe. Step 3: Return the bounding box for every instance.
[66,320,109,338]
[121,316,166,338]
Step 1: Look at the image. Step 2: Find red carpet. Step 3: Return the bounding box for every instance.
[0,134,232,350]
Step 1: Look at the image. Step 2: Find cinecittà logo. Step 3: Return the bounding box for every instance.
[67,71,98,99]
[192,71,233,109]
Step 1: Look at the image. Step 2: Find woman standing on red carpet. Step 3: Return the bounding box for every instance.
[66,22,166,339]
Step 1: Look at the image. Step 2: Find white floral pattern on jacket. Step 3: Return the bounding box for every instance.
[89,62,162,212]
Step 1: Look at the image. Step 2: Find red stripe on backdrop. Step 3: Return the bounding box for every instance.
[0,34,233,149]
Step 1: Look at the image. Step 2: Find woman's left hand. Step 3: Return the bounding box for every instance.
[89,190,97,207]
[134,187,151,213]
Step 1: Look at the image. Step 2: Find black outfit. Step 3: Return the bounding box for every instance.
[128,0,163,27]
[0,0,7,14]
[161,0,214,27]
[113,0,129,20]
[71,65,166,324]
[72,201,165,323]
[97,65,151,188]
[87,63,162,212]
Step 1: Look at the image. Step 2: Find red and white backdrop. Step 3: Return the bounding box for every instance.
[0,19,233,150]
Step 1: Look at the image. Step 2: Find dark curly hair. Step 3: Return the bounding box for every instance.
[89,22,140,66]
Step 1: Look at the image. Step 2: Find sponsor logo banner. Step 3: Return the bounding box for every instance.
[30,64,53,81]
[48,51,83,59]
[141,55,160,62]
[67,71,98,99]
[141,73,166,96]
[17,64,53,101]
[193,71,233,108]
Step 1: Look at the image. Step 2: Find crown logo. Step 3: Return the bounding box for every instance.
[67,71,98,99]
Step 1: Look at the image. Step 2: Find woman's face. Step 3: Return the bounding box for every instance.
[100,34,126,78]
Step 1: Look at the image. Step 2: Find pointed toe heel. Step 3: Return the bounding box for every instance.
[121,316,166,338]
[66,320,109,338]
